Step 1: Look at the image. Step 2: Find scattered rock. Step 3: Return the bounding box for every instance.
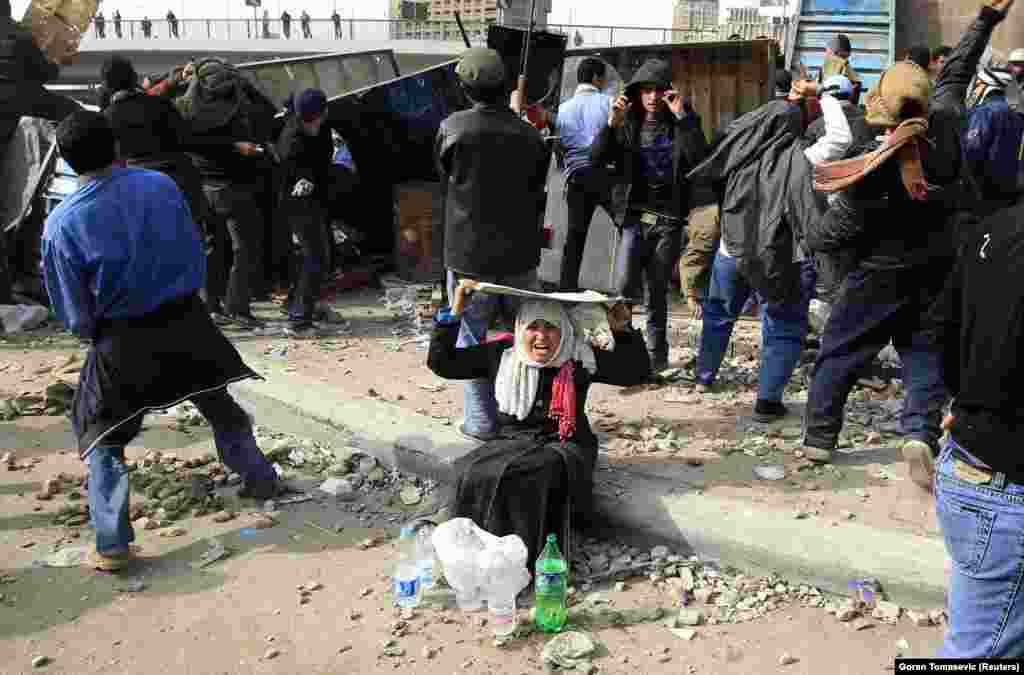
[669,609,704,627]
[360,588,372,597]
[422,646,437,660]
[928,609,947,625]
[895,638,910,652]
[852,619,875,631]
[381,640,405,658]
[211,511,235,523]
[357,537,380,550]
[31,655,49,668]
[614,581,626,592]
[400,486,422,506]
[305,581,323,592]
[779,653,798,666]
[835,606,859,622]
[319,478,358,501]
[158,527,187,538]
[906,610,932,627]
[872,601,902,624]
[670,628,697,641]
[263,648,280,660]
[338,645,352,654]
[133,517,159,531]
[651,545,670,560]
[348,609,363,620]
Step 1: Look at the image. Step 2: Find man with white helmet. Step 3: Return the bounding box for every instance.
[965,65,1024,210]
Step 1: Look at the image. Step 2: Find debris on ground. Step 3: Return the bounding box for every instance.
[192,539,230,570]
[541,631,599,671]
[31,654,49,669]
[0,352,83,420]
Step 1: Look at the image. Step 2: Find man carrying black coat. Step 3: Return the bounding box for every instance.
[590,59,708,371]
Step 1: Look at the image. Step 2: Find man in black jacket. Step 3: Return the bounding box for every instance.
[926,196,1024,657]
[801,0,1013,471]
[925,197,1024,655]
[0,0,81,144]
[277,89,333,337]
[590,59,708,371]
[434,47,548,440]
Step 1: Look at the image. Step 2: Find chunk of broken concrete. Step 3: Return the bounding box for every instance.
[319,478,358,501]
[906,610,933,627]
[670,628,697,641]
[872,601,901,624]
[211,511,235,523]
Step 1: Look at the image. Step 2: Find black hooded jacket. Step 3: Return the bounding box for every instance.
[688,99,822,304]
[590,59,708,225]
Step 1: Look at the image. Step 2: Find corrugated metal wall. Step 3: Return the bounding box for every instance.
[787,0,895,95]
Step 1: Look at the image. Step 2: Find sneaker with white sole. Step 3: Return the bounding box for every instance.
[902,439,935,492]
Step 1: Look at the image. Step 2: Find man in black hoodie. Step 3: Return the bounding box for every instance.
[277,89,333,338]
[590,59,708,371]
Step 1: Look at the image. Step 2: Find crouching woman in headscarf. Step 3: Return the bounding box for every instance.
[427,280,651,564]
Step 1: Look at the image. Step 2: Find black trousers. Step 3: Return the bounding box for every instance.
[560,167,611,292]
[204,183,263,316]
[286,204,329,325]
[616,212,684,357]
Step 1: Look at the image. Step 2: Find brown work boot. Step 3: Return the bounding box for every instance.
[801,446,834,464]
[902,439,935,493]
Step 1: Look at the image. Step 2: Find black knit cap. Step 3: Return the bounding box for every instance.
[101,55,138,92]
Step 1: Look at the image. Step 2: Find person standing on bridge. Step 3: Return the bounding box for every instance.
[166,10,179,39]
[141,16,152,39]
[281,10,292,39]
[42,111,285,571]
[94,11,106,39]
[113,10,122,39]
[331,10,341,39]
[301,10,312,39]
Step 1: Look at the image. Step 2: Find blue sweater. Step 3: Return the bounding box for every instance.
[964,94,1024,203]
[42,167,205,340]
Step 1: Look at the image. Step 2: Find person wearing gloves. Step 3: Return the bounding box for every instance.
[428,280,650,564]
[692,78,852,423]
[590,59,708,372]
[276,88,334,337]
[42,112,284,571]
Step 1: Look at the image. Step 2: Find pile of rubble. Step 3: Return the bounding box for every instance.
[0,352,83,420]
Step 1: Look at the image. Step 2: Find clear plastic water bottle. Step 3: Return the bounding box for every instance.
[489,593,517,638]
[415,523,437,590]
[394,526,420,608]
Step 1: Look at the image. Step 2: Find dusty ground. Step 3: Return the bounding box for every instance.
[0,288,947,674]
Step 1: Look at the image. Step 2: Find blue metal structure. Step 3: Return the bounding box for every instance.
[786,0,896,96]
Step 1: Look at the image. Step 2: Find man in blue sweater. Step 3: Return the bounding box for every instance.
[42,111,282,571]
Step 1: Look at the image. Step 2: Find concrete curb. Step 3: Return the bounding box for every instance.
[231,345,947,608]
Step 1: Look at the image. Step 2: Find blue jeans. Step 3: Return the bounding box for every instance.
[88,446,134,555]
[446,268,539,436]
[804,268,946,451]
[936,437,1024,657]
[86,390,278,554]
[697,252,815,402]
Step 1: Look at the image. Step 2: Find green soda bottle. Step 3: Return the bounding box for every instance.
[534,534,568,633]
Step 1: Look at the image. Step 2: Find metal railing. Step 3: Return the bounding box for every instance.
[81,17,787,48]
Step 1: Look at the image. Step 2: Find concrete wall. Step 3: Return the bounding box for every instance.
[897,0,1024,60]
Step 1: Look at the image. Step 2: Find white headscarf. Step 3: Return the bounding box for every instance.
[494,301,596,421]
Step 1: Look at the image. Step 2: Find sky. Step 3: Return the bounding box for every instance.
[13,0,677,26]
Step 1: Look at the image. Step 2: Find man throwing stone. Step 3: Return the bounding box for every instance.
[42,112,282,571]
